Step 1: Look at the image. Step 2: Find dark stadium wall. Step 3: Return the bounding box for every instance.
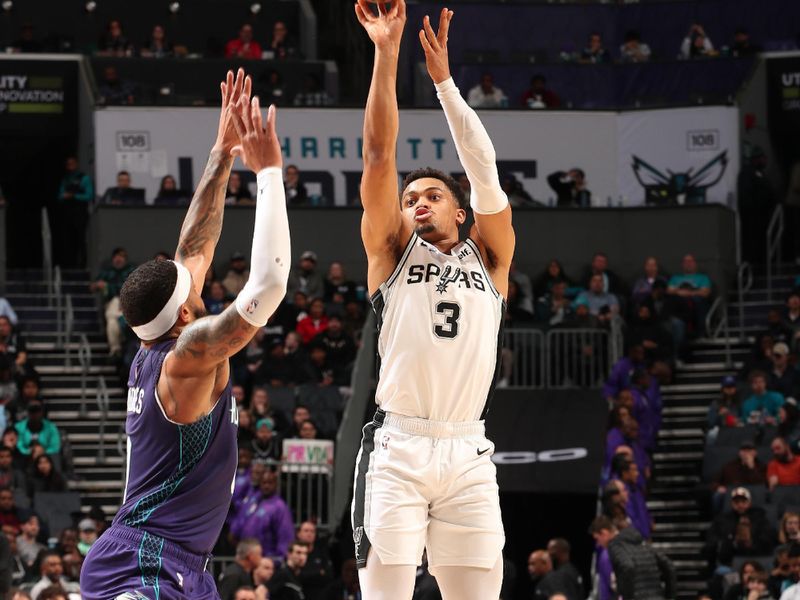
[89,204,737,291]
[0,208,5,291]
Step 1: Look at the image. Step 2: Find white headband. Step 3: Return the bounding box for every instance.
[131,261,192,341]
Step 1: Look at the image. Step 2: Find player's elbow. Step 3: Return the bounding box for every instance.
[362,147,395,169]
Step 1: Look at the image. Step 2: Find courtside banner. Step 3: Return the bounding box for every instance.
[96,106,735,207]
[766,54,800,171]
[486,390,606,494]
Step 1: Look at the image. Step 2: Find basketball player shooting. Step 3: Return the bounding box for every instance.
[80,68,292,599]
[352,2,516,598]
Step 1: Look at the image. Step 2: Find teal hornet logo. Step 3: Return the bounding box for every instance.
[632,151,728,205]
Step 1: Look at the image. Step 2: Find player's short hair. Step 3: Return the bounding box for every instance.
[119,259,179,328]
[235,538,262,559]
[401,168,468,211]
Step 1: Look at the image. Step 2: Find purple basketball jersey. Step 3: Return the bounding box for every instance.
[114,340,238,555]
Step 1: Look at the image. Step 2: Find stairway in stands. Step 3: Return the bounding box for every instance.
[6,269,126,518]
[649,265,796,599]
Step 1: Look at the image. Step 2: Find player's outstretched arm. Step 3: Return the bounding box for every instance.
[170,97,290,377]
[420,9,515,297]
[175,68,252,294]
[355,0,413,291]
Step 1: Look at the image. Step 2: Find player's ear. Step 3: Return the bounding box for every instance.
[177,302,193,325]
[455,207,467,226]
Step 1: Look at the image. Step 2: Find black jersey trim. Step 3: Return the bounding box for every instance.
[385,233,419,291]
[480,299,507,420]
[464,238,501,300]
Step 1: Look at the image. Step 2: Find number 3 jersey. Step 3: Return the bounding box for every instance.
[371,233,505,422]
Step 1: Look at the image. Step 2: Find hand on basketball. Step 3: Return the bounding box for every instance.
[229,95,283,174]
[214,68,252,154]
[419,8,453,84]
[354,0,407,51]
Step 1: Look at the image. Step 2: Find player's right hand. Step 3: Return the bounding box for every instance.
[419,8,453,84]
[229,96,283,174]
[213,68,252,154]
[354,0,406,51]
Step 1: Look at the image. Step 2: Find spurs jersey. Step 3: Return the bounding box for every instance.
[371,233,505,422]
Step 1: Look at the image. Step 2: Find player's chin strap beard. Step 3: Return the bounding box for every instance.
[132,261,192,341]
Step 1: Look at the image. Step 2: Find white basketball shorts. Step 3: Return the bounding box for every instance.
[350,409,505,570]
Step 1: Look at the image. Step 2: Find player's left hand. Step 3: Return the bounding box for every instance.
[213,68,252,154]
[419,7,453,84]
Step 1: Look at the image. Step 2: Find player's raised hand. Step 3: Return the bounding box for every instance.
[419,8,453,84]
[354,0,406,51]
[214,68,252,154]
[229,96,283,174]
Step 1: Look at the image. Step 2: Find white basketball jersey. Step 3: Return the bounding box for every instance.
[371,233,505,422]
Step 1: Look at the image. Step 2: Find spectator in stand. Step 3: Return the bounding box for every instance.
[0,488,21,533]
[521,75,560,109]
[15,515,42,572]
[628,303,674,364]
[608,523,676,600]
[269,541,309,600]
[467,73,507,109]
[100,171,142,205]
[288,252,325,302]
[11,24,43,53]
[741,370,784,425]
[97,19,134,57]
[667,254,711,337]
[613,456,651,540]
[620,30,651,63]
[770,548,794,599]
[97,66,135,106]
[544,538,584,600]
[632,257,668,306]
[574,275,619,321]
[602,479,632,532]
[533,260,572,299]
[140,24,173,58]
[708,376,742,431]
[218,538,263,600]
[770,343,800,398]
[649,280,686,356]
[778,513,800,551]
[681,23,716,59]
[261,70,289,107]
[251,418,281,462]
[536,280,572,327]
[323,262,358,309]
[250,387,289,433]
[287,406,311,439]
[547,169,591,208]
[297,420,319,440]
[768,437,800,490]
[0,318,27,380]
[0,361,17,419]
[779,547,800,599]
[294,74,331,107]
[230,470,294,558]
[15,400,59,457]
[711,440,767,513]
[38,589,68,600]
[732,28,761,57]
[745,570,775,600]
[204,281,228,316]
[785,294,800,339]
[706,487,775,567]
[296,521,333,600]
[0,299,16,328]
[744,336,779,380]
[779,399,800,451]
[284,165,309,206]
[763,310,795,348]
[0,448,24,492]
[56,156,93,269]
[223,252,250,296]
[27,455,65,496]
[589,516,617,600]
[232,462,265,520]
[77,517,98,556]
[267,21,298,60]
[226,24,262,60]
[225,172,254,206]
[582,252,625,296]
[312,316,355,378]
[2,430,24,472]
[90,247,135,358]
[580,32,611,63]
[526,549,552,599]
[29,551,79,599]
[154,175,188,206]
[631,370,662,453]
[508,261,535,313]
[501,173,538,207]
[322,558,358,600]
[297,299,329,345]
[253,557,275,598]
[604,344,646,403]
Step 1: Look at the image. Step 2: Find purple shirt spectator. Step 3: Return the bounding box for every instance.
[632,378,662,452]
[230,471,295,558]
[603,346,646,400]
[624,480,651,540]
[597,546,614,600]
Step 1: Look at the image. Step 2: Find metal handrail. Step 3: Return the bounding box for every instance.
[64,294,74,366]
[737,262,753,341]
[41,208,53,306]
[96,375,110,465]
[705,297,733,367]
[77,333,92,417]
[766,205,785,301]
[54,266,63,346]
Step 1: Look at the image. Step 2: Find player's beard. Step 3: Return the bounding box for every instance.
[415,223,435,236]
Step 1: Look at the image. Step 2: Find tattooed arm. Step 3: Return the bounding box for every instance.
[174,69,252,293]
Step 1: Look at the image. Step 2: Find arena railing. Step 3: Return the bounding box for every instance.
[502,329,545,388]
[705,297,733,368]
[77,333,92,418]
[63,293,72,364]
[95,375,111,465]
[545,328,613,389]
[737,262,753,341]
[766,205,785,302]
[41,208,54,306]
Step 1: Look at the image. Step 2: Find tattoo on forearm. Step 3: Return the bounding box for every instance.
[173,305,256,362]
[175,150,233,261]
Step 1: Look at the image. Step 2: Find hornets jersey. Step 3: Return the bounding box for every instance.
[371,233,505,422]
